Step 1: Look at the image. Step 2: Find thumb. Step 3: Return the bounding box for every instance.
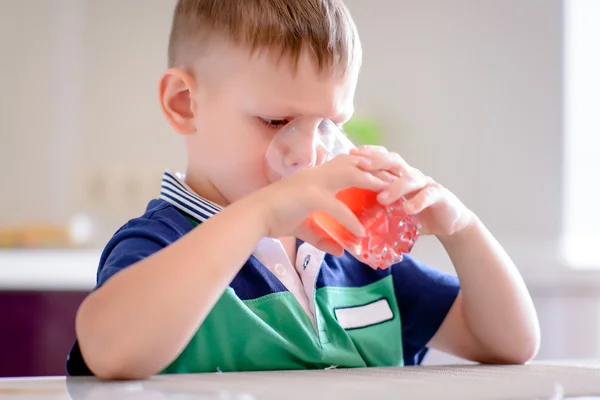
[314,238,345,257]
[296,219,346,257]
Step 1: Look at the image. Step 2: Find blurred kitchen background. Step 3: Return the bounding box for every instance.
[1,0,599,377]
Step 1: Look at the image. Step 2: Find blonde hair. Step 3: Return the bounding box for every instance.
[167,0,361,74]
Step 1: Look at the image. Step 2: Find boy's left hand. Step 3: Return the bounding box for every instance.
[350,145,475,238]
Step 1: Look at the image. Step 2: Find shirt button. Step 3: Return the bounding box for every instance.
[274,263,286,276]
[303,255,311,269]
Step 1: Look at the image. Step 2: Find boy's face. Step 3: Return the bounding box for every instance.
[162,42,359,206]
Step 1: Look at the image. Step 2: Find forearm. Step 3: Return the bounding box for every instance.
[438,214,540,363]
[76,196,268,380]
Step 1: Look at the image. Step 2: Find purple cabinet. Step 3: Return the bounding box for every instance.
[0,291,88,377]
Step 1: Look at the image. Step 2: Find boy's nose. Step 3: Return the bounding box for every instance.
[283,140,317,173]
[266,118,333,179]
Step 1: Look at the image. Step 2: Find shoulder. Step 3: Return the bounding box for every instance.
[109,199,192,240]
[96,199,194,286]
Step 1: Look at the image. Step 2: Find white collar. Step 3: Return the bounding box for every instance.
[159,171,222,223]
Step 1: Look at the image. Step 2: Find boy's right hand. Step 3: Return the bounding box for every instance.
[252,153,403,256]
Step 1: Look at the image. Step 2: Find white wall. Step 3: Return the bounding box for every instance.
[1,0,599,362]
[0,0,182,231]
[346,0,565,277]
[1,0,566,269]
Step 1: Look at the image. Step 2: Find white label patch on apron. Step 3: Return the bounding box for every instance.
[334,298,394,330]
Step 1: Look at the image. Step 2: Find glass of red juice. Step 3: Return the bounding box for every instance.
[265,118,420,269]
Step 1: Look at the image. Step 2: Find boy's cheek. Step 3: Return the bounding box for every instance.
[265,166,283,185]
[315,147,332,165]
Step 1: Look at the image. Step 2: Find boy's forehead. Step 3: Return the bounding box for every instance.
[218,45,358,121]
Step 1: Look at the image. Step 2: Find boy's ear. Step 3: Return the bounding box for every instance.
[159,68,198,135]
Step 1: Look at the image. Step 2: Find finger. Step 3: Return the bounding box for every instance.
[352,148,408,173]
[351,145,388,154]
[403,184,444,214]
[377,175,434,206]
[314,238,345,257]
[328,161,390,193]
[405,165,427,180]
[356,153,406,176]
[347,170,391,193]
[299,219,346,256]
[324,154,392,193]
[314,193,366,238]
[351,145,409,165]
[372,170,397,183]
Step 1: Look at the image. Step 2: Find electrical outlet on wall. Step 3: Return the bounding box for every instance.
[76,167,163,215]
[139,169,163,203]
[73,166,164,246]
[115,169,145,213]
[74,167,108,216]
[72,167,115,246]
[107,166,162,219]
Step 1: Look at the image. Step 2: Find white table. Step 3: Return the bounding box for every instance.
[1,362,600,400]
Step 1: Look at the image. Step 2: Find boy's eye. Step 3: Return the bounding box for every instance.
[260,118,289,129]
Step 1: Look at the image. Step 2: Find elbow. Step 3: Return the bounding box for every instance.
[500,345,538,365]
[84,349,152,381]
[75,302,154,381]
[93,366,151,382]
[492,330,541,365]
[79,338,154,381]
[471,320,541,365]
[512,334,541,364]
[511,321,542,364]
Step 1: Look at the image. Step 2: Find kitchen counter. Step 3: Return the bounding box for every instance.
[0,250,98,377]
[0,250,100,290]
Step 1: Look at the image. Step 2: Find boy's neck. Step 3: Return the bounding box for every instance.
[183,169,299,263]
[184,168,229,207]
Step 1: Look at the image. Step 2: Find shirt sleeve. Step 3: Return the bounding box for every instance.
[66,205,192,376]
[96,221,176,287]
[391,255,460,365]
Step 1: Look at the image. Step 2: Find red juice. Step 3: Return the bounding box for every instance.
[312,187,421,269]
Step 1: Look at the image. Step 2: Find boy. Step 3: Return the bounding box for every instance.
[67,0,540,380]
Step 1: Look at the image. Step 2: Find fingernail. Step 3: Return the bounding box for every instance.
[357,225,367,237]
[378,191,391,203]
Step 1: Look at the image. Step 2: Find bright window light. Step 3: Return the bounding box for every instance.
[560,0,600,268]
